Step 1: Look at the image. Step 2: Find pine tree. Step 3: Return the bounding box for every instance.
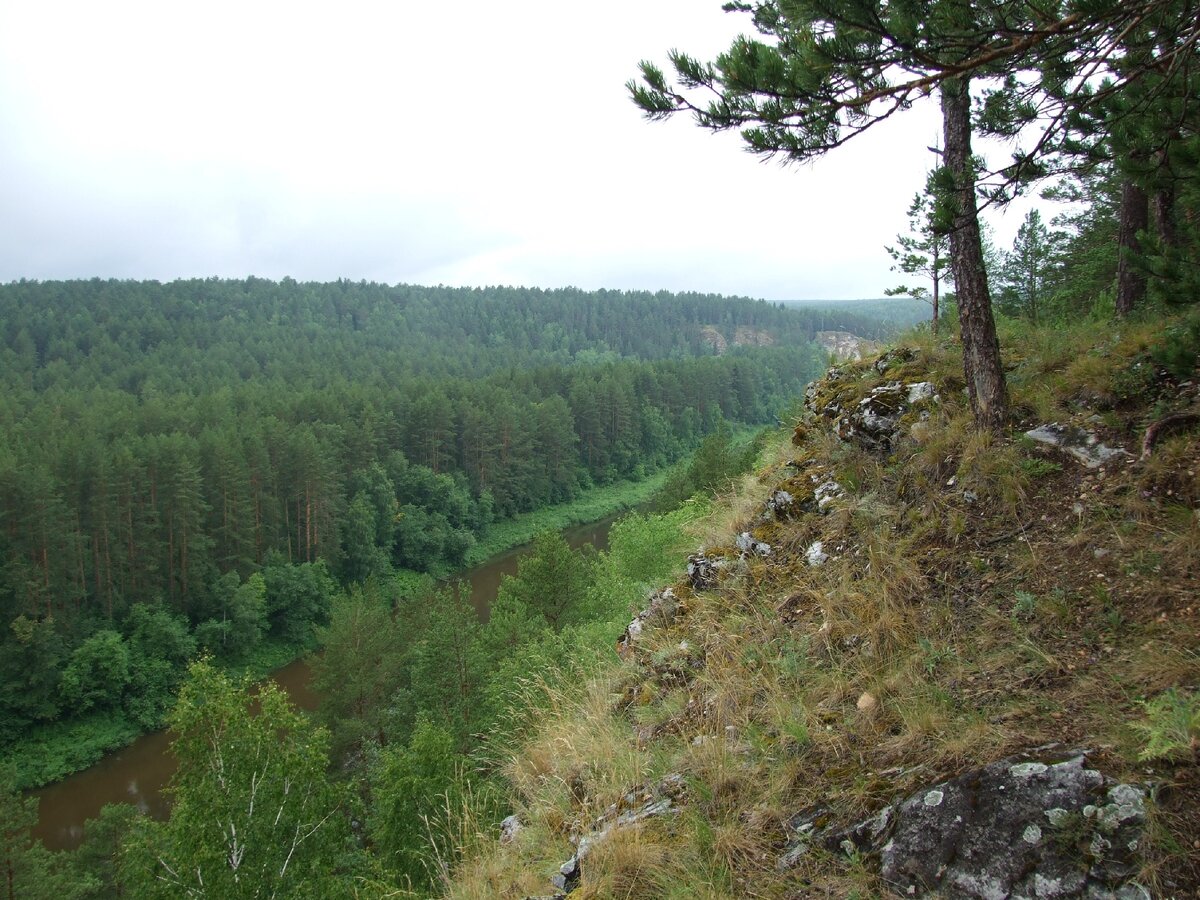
[886,187,950,334]
[629,0,1023,428]
[997,209,1061,324]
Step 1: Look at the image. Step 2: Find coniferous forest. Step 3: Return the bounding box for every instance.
[0,279,868,781]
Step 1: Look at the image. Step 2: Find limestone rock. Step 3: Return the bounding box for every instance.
[499,814,523,845]
[1025,423,1133,469]
[736,531,772,557]
[547,774,686,894]
[765,489,798,520]
[616,587,679,659]
[906,381,937,404]
[779,752,1148,898]
[686,553,724,591]
[805,541,829,567]
[814,478,844,511]
[831,379,935,454]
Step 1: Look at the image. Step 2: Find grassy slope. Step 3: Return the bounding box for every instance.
[446,318,1200,898]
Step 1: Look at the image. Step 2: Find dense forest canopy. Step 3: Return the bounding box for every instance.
[0,278,883,767]
[0,278,898,389]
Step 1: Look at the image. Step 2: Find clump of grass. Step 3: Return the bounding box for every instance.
[574,824,678,899]
[1131,689,1200,762]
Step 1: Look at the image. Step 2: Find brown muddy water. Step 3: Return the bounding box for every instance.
[31,515,616,851]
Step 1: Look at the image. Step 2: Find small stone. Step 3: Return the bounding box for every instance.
[1023,824,1042,844]
[1025,422,1132,469]
[736,531,772,557]
[805,541,830,567]
[815,479,843,510]
[856,691,878,713]
[499,814,523,845]
[906,382,936,403]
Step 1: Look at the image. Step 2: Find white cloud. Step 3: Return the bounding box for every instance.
[0,0,1042,300]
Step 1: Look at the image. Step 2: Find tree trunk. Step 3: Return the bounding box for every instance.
[1153,142,1178,248]
[1115,177,1148,316]
[941,76,1007,431]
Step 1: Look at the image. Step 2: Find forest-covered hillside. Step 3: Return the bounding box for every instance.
[0,279,882,784]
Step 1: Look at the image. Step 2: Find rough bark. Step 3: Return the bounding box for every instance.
[1115,177,1148,316]
[941,76,1007,431]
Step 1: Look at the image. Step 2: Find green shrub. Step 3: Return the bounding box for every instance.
[1132,689,1200,761]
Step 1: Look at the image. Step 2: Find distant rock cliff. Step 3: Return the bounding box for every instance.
[816,329,880,360]
[700,325,776,355]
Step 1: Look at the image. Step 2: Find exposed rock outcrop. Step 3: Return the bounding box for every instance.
[804,351,939,454]
[548,773,687,893]
[616,587,680,660]
[816,330,881,362]
[779,751,1148,899]
[685,552,724,591]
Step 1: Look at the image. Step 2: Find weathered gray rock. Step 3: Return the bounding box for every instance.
[616,587,679,659]
[805,540,829,567]
[1025,423,1133,469]
[686,553,723,591]
[805,365,850,417]
[736,531,772,557]
[500,814,523,845]
[834,381,907,452]
[765,489,797,520]
[906,381,937,404]
[814,478,844,511]
[779,752,1148,899]
[548,774,686,894]
[832,379,940,453]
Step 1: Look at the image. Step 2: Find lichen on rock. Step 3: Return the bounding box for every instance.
[779,751,1149,899]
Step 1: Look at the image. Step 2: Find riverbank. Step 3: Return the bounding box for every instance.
[30,512,626,851]
[5,636,315,791]
[5,471,667,793]
[463,469,669,567]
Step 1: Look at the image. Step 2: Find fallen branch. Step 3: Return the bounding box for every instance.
[1140,411,1200,461]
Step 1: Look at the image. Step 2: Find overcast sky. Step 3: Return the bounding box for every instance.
[0,0,1042,301]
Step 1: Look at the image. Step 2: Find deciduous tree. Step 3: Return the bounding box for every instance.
[122,660,353,898]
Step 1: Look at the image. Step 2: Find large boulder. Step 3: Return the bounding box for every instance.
[780,752,1148,899]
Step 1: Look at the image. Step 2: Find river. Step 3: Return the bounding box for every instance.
[31,514,617,851]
